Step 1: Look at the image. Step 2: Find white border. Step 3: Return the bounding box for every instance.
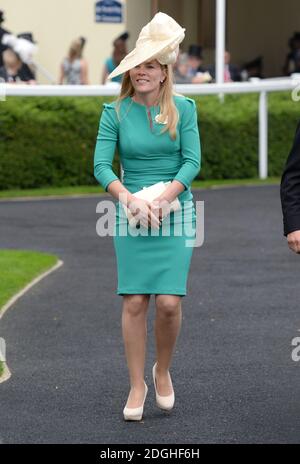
[0,258,64,320]
[0,259,64,383]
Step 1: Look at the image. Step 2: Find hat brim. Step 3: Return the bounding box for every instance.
[17,34,37,44]
[107,31,183,80]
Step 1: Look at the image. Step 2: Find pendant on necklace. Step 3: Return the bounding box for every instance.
[146,108,168,133]
[154,113,168,124]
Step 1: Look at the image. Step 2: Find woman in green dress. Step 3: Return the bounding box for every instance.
[94,12,201,421]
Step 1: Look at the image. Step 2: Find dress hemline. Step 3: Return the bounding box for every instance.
[117,288,187,296]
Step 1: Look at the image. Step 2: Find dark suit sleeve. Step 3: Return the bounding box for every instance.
[280,120,300,236]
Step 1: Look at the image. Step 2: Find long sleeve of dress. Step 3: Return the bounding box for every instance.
[173,98,201,190]
[94,103,120,192]
[280,120,300,236]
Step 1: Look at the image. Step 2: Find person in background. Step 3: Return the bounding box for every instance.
[240,56,264,81]
[0,9,11,67]
[173,50,212,84]
[17,32,37,81]
[280,121,300,254]
[0,47,36,84]
[283,32,300,76]
[186,44,206,78]
[206,50,241,82]
[292,50,300,74]
[102,31,129,84]
[59,37,88,85]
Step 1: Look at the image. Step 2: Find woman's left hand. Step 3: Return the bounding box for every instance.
[149,194,172,223]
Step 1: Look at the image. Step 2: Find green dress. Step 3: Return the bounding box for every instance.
[94,94,201,296]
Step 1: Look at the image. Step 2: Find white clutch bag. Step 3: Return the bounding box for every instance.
[122,181,181,227]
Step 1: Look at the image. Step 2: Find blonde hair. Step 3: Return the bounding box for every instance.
[68,38,83,61]
[114,62,184,140]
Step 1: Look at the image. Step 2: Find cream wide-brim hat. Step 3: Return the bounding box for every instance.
[107,11,186,80]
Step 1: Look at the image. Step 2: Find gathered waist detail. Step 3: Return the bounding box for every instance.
[123,170,179,185]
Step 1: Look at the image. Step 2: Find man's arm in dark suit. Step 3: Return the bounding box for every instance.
[280,120,300,236]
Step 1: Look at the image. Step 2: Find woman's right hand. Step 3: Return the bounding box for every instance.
[128,197,161,229]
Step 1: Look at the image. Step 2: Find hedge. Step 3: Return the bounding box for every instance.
[0,92,298,189]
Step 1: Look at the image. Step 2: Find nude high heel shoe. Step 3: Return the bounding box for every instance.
[152,362,175,410]
[123,380,148,421]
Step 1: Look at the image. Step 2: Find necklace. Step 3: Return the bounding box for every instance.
[146,107,154,131]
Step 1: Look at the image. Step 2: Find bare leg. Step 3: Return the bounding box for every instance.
[122,294,151,408]
[154,294,182,395]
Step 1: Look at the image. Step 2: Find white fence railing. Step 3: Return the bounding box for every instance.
[1,78,299,179]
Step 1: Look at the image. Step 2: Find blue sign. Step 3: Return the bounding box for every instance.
[95,0,123,23]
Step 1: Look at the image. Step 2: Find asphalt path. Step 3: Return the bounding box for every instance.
[0,185,300,444]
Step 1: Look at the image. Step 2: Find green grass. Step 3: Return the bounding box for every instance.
[0,177,280,199]
[0,185,104,198]
[0,249,59,311]
[192,177,280,188]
